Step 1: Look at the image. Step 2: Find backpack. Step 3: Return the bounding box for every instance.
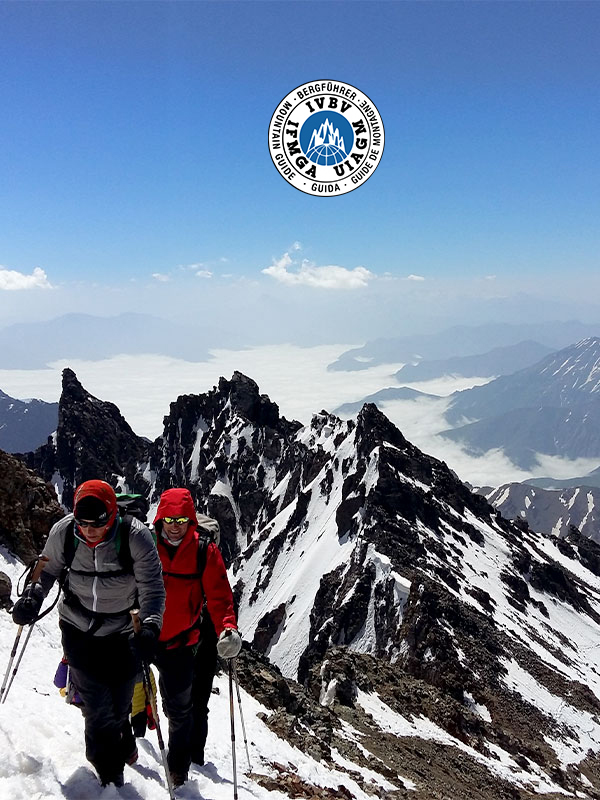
[115,493,150,524]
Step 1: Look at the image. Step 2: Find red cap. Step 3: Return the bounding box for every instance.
[73,480,118,528]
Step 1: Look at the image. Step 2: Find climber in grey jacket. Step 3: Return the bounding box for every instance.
[12,479,165,788]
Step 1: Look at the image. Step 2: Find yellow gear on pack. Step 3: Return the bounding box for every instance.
[131,669,157,717]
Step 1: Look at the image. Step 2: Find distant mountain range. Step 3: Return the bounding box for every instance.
[394,340,553,382]
[331,336,600,474]
[335,386,438,416]
[445,337,600,424]
[0,389,58,453]
[444,401,600,469]
[0,312,235,369]
[328,320,600,371]
[525,465,600,490]
[441,337,600,468]
[482,482,600,543]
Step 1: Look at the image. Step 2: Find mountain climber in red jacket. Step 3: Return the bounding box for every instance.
[151,487,241,788]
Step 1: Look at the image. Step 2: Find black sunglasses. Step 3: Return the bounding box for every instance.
[163,516,190,525]
[75,518,108,529]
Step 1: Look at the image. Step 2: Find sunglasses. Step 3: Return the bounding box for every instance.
[75,518,108,529]
[163,516,190,525]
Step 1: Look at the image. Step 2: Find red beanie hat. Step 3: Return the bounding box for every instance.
[74,480,118,527]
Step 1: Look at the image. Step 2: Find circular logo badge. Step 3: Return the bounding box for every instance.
[268,80,384,197]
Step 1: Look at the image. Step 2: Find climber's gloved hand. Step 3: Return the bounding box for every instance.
[12,582,44,626]
[217,628,242,659]
[130,622,160,662]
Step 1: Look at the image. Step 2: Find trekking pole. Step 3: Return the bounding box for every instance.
[0,556,48,704]
[131,612,175,800]
[1,624,35,704]
[232,660,251,771]
[229,660,238,799]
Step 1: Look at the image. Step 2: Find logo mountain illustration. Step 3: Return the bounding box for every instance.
[305,117,349,165]
[268,80,383,196]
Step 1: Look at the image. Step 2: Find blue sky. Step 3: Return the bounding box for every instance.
[0,1,599,337]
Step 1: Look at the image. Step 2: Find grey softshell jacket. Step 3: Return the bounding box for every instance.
[39,514,165,635]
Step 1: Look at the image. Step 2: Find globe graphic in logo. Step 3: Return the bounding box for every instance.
[300,110,355,166]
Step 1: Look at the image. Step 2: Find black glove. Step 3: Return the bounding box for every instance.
[130,622,160,662]
[12,582,44,626]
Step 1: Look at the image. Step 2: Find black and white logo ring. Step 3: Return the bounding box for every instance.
[268,80,384,197]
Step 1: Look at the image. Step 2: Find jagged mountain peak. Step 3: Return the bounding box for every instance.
[355,401,407,451]
[164,371,301,444]
[217,371,284,428]
[61,366,87,400]
[22,368,148,507]
[59,367,139,435]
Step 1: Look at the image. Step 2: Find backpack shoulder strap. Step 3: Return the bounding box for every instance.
[197,532,211,581]
[161,531,211,580]
[63,520,77,572]
[115,515,134,573]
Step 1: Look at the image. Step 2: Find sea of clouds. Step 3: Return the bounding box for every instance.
[1,344,597,489]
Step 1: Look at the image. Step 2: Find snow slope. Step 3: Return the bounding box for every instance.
[0,549,403,800]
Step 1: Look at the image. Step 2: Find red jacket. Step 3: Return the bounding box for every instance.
[154,488,236,647]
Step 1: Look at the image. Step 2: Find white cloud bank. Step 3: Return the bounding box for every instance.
[0,266,52,291]
[263,251,373,290]
[1,347,596,489]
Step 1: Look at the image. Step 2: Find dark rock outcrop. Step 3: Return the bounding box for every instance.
[0,571,13,610]
[21,368,149,509]
[0,449,64,562]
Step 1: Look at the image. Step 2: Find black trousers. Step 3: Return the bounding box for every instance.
[191,615,218,761]
[60,621,137,783]
[153,644,196,775]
